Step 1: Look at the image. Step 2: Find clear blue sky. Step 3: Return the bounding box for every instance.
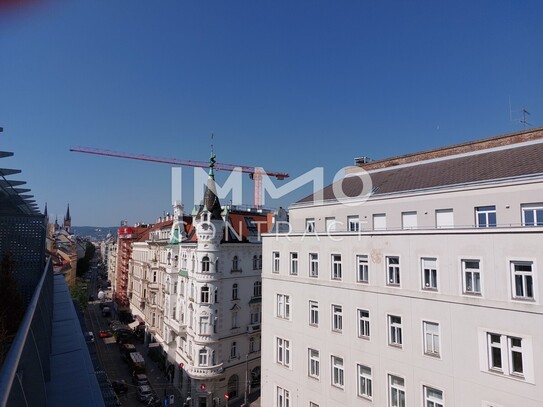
[1,0,542,226]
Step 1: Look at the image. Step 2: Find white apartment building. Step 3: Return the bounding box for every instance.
[128,158,269,407]
[262,127,543,407]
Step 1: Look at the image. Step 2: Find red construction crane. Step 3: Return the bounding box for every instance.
[70,146,289,208]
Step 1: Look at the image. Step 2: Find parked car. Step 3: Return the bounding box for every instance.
[111,380,128,394]
[99,330,112,338]
[137,385,155,402]
[132,372,150,386]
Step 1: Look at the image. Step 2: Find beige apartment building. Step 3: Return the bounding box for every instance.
[262,127,543,407]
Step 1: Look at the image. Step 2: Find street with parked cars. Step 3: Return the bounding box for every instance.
[85,263,180,406]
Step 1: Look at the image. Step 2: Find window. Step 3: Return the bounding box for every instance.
[331,254,342,280]
[422,258,438,290]
[276,294,291,320]
[387,256,401,286]
[348,215,360,232]
[258,255,262,269]
[253,281,262,297]
[309,301,319,326]
[332,304,343,332]
[357,309,370,339]
[201,286,210,303]
[306,218,315,233]
[250,305,261,324]
[276,337,290,367]
[199,315,210,335]
[423,386,443,407]
[522,204,543,226]
[228,375,239,399]
[357,364,372,399]
[356,255,369,283]
[290,252,298,275]
[276,386,290,407]
[232,283,239,300]
[326,217,337,232]
[373,213,386,230]
[423,321,440,357]
[308,348,320,379]
[476,206,497,227]
[388,375,405,407]
[436,209,454,229]
[388,315,402,347]
[402,211,417,229]
[309,253,319,277]
[232,255,239,271]
[230,342,237,359]
[249,337,255,353]
[511,261,534,300]
[199,349,208,366]
[201,256,210,272]
[231,310,238,328]
[462,259,481,294]
[331,356,344,388]
[273,252,280,273]
[486,333,525,377]
[253,255,258,270]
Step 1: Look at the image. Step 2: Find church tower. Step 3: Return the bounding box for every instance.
[63,204,71,233]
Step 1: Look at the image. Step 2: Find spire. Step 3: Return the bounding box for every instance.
[44,202,48,218]
[209,133,216,179]
[65,204,71,221]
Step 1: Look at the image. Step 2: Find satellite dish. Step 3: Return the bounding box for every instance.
[98,291,105,300]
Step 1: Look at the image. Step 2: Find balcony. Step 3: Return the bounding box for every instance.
[247,323,261,334]
[148,282,159,291]
[185,363,224,379]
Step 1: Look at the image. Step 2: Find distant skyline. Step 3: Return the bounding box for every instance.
[1,1,542,226]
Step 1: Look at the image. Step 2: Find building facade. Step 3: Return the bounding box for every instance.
[262,128,543,407]
[127,156,269,407]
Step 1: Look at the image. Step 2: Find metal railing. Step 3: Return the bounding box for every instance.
[0,258,53,407]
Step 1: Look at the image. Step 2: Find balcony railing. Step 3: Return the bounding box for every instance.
[0,259,53,407]
[185,363,224,378]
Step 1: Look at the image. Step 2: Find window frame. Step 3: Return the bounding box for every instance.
[331,355,344,389]
[357,309,370,339]
[356,254,369,283]
[309,300,319,326]
[386,256,401,286]
[510,260,535,301]
[309,253,319,277]
[521,203,543,226]
[462,259,481,295]
[421,257,438,291]
[348,215,360,232]
[272,251,280,273]
[308,348,320,379]
[276,293,291,320]
[331,304,343,332]
[486,332,526,378]
[357,364,373,400]
[331,254,342,280]
[276,337,291,368]
[423,321,441,358]
[276,386,290,407]
[475,205,497,227]
[290,252,298,275]
[305,218,316,233]
[388,314,403,347]
[423,385,444,407]
[388,374,405,407]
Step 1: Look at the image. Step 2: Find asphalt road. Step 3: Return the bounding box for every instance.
[84,267,182,407]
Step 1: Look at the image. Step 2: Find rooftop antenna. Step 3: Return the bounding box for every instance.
[520,108,531,129]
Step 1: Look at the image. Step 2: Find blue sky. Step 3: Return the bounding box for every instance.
[1,0,542,226]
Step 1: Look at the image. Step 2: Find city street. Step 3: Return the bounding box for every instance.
[84,267,182,407]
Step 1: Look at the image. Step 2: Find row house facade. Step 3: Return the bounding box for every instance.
[262,127,543,407]
[128,157,271,407]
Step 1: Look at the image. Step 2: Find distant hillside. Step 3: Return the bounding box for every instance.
[71,226,118,240]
